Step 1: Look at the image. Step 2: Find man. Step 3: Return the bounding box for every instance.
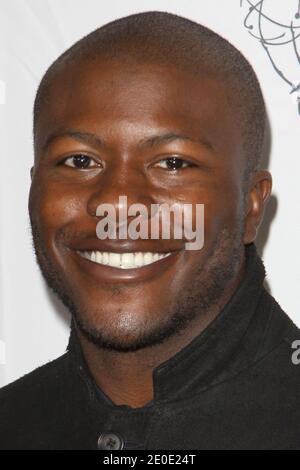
[0,11,299,450]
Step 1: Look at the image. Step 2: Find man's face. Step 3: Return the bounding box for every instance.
[29,59,248,351]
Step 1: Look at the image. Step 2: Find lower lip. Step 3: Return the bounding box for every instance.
[72,251,182,283]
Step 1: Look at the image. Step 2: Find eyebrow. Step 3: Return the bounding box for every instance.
[42,129,214,153]
[139,132,214,151]
[43,130,104,152]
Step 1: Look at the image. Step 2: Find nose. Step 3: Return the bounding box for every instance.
[87,163,156,223]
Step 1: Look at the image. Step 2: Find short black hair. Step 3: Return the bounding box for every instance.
[33,11,266,181]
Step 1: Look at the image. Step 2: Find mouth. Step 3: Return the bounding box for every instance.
[76,250,172,269]
[72,247,182,283]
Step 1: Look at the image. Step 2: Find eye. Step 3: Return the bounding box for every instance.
[62,154,101,169]
[154,156,194,171]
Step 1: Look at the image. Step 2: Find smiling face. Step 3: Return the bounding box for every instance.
[29,58,260,352]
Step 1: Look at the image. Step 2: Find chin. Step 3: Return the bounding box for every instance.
[73,301,182,352]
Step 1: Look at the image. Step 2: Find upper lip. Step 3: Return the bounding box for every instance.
[67,239,183,254]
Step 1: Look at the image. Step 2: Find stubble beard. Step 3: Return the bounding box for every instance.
[30,212,245,353]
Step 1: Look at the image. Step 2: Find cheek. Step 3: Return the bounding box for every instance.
[29,178,86,239]
[202,196,244,242]
[165,180,243,243]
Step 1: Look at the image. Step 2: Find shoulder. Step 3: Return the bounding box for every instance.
[246,288,300,392]
[0,351,70,403]
[258,287,300,355]
[0,351,75,448]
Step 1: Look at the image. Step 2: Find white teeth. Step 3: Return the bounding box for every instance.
[103,252,109,265]
[121,253,134,268]
[134,252,144,267]
[96,252,103,264]
[143,252,153,265]
[109,252,121,268]
[77,251,173,269]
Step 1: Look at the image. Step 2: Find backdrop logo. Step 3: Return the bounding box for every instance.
[241,0,300,114]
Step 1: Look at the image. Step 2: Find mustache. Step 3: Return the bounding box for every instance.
[54,223,200,246]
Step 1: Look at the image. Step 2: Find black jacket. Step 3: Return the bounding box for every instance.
[0,243,299,450]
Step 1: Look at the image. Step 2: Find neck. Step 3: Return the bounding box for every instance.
[76,253,246,409]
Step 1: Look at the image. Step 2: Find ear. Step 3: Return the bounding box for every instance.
[243,170,272,245]
[30,166,34,181]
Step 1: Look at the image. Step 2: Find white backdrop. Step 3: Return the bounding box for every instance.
[0,0,299,387]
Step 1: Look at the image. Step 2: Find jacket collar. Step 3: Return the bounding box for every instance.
[67,242,267,406]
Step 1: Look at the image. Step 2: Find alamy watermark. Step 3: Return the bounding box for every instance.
[95,196,204,250]
[291,340,300,365]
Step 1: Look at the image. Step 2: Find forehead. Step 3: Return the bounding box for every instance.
[35,58,242,160]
